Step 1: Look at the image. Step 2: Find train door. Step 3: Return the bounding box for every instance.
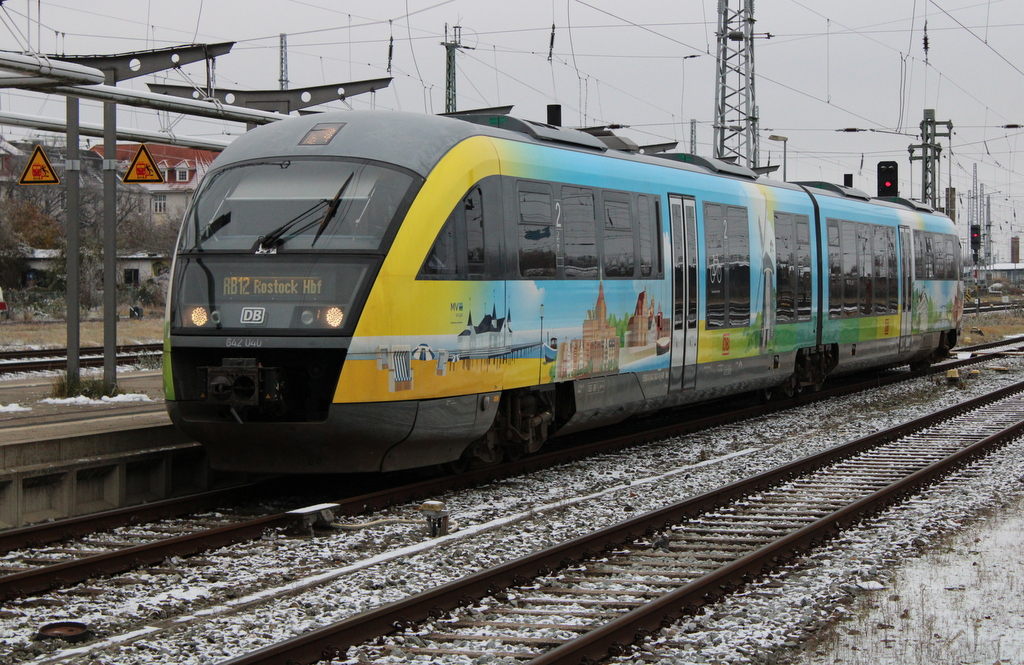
[670,194,698,391]
[898,225,913,351]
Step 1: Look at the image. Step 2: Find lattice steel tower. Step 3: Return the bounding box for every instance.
[908,108,952,208]
[442,24,472,114]
[714,0,758,168]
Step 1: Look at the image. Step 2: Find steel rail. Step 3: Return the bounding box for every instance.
[0,343,163,362]
[0,482,270,554]
[0,343,163,374]
[216,380,1024,665]
[1,343,1019,601]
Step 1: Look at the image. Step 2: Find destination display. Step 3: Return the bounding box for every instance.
[222,275,325,298]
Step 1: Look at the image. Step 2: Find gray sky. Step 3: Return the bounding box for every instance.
[2,1,1022,258]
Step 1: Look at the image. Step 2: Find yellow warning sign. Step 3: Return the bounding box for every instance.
[122,144,164,184]
[18,145,60,185]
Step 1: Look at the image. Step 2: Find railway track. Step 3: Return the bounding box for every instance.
[222,379,1024,665]
[0,343,162,374]
[3,359,1024,663]
[2,340,1021,604]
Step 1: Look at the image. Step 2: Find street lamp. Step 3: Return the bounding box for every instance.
[768,134,788,181]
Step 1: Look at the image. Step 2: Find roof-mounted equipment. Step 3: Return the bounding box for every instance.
[793,180,872,201]
[654,152,759,180]
[454,114,607,151]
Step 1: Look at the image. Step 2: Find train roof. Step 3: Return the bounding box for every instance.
[793,180,949,218]
[212,110,950,219]
[212,110,775,184]
[211,110,481,177]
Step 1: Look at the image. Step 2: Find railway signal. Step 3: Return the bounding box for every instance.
[877,161,898,197]
[970,224,982,262]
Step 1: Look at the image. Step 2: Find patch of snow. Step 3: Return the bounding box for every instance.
[101,393,153,403]
[38,395,98,405]
[856,580,885,590]
[0,402,31,412]
[37,393,152,406]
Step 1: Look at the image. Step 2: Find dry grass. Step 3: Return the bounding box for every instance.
[50,373,121,399]
[0,318,165,349]
[960,311,1024,345]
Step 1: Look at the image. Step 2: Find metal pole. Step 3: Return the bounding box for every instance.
[66,96,80,384]
[0,110,230,150]
[48,83,282,125]
[103,71,117,387]
[782,140,787,181]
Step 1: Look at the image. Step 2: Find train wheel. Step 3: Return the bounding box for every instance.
[909,358,931,371]
[503,442,528,463]
[758,387,775,404]
[440,455,473,475]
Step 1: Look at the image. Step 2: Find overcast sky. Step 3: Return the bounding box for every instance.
[1,1,1022,259]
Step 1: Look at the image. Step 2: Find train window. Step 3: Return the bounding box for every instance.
[841,221,858,318]
[887,227,898,314]
[465,187,485,277]
[421,216,460,276]
[561,186,598,278]
[944,237,956,280]
[420,184,489,279]
[921,229,929,278]
[704,203,727,328]
[685,199,698,330]
[873,225,888,315]
[655,197,665,277]
[774,212,795,324]
[637,195,655,277]
[181,159,417,252]
[518,182,556,278]
[858,223,873,317]
[827,220,842,320]
[795,216,812,322]
[924,234,936,279]
[603,192,635,278]
[726,206,750,327]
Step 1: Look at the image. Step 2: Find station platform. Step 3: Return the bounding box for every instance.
[0,370,234,529]
[0,369,169,442]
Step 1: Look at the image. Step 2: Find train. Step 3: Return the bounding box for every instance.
[163,109,963,473]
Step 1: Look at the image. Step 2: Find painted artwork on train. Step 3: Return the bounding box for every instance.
[345,278,671,399]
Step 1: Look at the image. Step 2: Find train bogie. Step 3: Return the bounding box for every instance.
[164,110,961,473]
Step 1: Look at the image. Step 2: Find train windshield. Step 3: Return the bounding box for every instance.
[181,159,415,252]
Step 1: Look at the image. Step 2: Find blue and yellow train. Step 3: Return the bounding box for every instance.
[163,110,963,473]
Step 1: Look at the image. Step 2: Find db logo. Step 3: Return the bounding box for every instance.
[722,332,731,356]
[240,307,266,325]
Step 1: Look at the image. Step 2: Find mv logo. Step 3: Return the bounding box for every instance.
[240,307,266,325]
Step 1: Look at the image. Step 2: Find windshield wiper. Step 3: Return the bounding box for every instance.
[311,172,354,247]
[254,199,330,254]
[199,212,232,243]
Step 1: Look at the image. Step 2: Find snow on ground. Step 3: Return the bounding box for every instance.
[2,358,1024,664]
[37,393,153,405]
[36,393,153,403]
[787,496,1024,665]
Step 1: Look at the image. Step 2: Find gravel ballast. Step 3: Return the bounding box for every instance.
[2,356,1023,664]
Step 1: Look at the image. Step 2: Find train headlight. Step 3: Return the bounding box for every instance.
[190,306,209,326]
[325,306,344,328]
[300,309,315,325]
